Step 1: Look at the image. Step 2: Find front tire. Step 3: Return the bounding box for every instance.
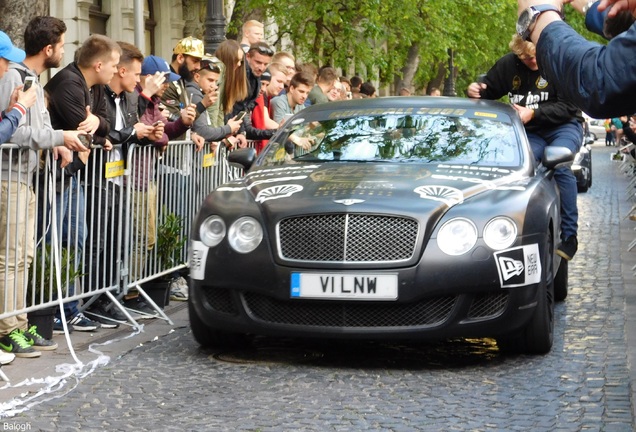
[498,235,555,354]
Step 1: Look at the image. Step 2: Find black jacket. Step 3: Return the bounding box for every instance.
[44,62,111,177]
[480,53,583,133]
[228,63,276,141]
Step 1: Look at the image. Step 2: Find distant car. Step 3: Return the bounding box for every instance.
[573,143,592,193]
[189,97,573,355]
[587,119,606,142]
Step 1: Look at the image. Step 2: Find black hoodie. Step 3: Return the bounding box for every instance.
[480,53,583,133]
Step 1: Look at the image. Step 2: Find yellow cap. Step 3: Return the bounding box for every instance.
[173,36,204,58]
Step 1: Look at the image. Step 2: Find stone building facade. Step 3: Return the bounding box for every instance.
[49,0,210,67]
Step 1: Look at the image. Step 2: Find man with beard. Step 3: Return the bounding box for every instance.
[0,16,88,358]
[161,37,202,123]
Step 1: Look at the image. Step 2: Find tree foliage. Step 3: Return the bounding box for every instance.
[232,0,601,95]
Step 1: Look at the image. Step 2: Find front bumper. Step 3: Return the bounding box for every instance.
[189,236,545,341]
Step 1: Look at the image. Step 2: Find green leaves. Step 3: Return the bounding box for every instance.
[234,1,603,92]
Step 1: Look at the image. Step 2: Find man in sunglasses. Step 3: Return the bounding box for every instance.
[231,42,278,142]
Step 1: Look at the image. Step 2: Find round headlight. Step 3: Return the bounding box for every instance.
[437,218,478,256]
[228,217,263,253]
[483,217,518,250]
[199,215,226,247]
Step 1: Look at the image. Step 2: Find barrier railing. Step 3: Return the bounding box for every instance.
[0,139,245,323]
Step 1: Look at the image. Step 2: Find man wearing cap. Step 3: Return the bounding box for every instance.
[0,16,89,358]
[0,30,38,364]
[161,36,203,123]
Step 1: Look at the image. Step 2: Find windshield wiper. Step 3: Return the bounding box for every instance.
[293,154,323,162]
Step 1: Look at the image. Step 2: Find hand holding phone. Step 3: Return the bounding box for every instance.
[78,133,92,149]
[23,76,36,92]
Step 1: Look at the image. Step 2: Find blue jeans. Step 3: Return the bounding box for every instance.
[526,120,583,240]
[38,176,87,319]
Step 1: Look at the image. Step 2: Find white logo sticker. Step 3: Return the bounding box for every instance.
[414,185,464,206]
[494,243,542,288]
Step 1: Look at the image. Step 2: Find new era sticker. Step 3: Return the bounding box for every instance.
[494,244,542,288]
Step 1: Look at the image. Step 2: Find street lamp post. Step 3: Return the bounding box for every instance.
[443,48,457,97]
[204,0,226,54]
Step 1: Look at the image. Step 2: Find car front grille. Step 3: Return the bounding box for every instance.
[203,287,239,316]
[277,214,419,263]
[466,292,508,320]
[243,292,457,328]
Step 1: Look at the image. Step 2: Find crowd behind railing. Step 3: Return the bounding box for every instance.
[0,140,242,317]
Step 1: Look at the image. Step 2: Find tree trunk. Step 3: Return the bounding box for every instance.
[0,0,48,48]
[426,62,446,95]
[393,42,420,95]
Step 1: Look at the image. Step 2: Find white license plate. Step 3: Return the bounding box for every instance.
[290,273,398,300]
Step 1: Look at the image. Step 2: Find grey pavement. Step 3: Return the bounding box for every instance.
[0,143,635,431]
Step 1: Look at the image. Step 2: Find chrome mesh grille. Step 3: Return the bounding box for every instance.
[466,292,508,319]
[278,214,418,263]
[243,292,457,328]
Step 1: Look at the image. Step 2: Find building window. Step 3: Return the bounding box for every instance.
[89,0,109,35]
[145,0,156,55]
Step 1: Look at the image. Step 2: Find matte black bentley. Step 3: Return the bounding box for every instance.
[189,97,572,354]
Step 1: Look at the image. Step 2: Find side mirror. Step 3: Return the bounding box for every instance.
[542,146,575,170]
[227,147,256,171]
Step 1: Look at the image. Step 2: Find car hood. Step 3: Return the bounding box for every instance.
[218,162,530,218]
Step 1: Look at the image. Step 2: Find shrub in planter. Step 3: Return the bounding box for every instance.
[27,244,83,338]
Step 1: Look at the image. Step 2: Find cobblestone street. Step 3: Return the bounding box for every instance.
[1,144,635,431]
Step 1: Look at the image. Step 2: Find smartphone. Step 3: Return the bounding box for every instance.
[23,76,36,92]
[152,120,162,126]
[236,111,247,121]
[78,133,92,149]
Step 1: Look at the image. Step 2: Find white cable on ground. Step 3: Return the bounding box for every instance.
[0,325,144,418]
[0,169,146,418]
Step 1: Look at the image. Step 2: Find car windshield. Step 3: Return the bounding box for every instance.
[261,112,522,167]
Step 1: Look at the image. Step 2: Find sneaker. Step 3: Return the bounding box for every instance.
[0,351,15,365]
[124,299,158,319]
[0,329,41,358]
[68,312,100,332]
[53,317,73,335]
[170,276,189,301]
[85,304,123,329]
[22,325,58,351]
[557,236,578,261]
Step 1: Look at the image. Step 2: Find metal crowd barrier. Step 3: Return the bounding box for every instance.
[0,139,245,323]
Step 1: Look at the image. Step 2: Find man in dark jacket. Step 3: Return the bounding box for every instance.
[232,42,278,142]
[467,34,583,261]
[516,0,636,117]
[84,42,164,326]
[44,34,120,331]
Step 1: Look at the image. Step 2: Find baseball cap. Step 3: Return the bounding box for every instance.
[261,68,272,82]
[173,36,204,59]
[0,31,25,63]
[141,55,180,82]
